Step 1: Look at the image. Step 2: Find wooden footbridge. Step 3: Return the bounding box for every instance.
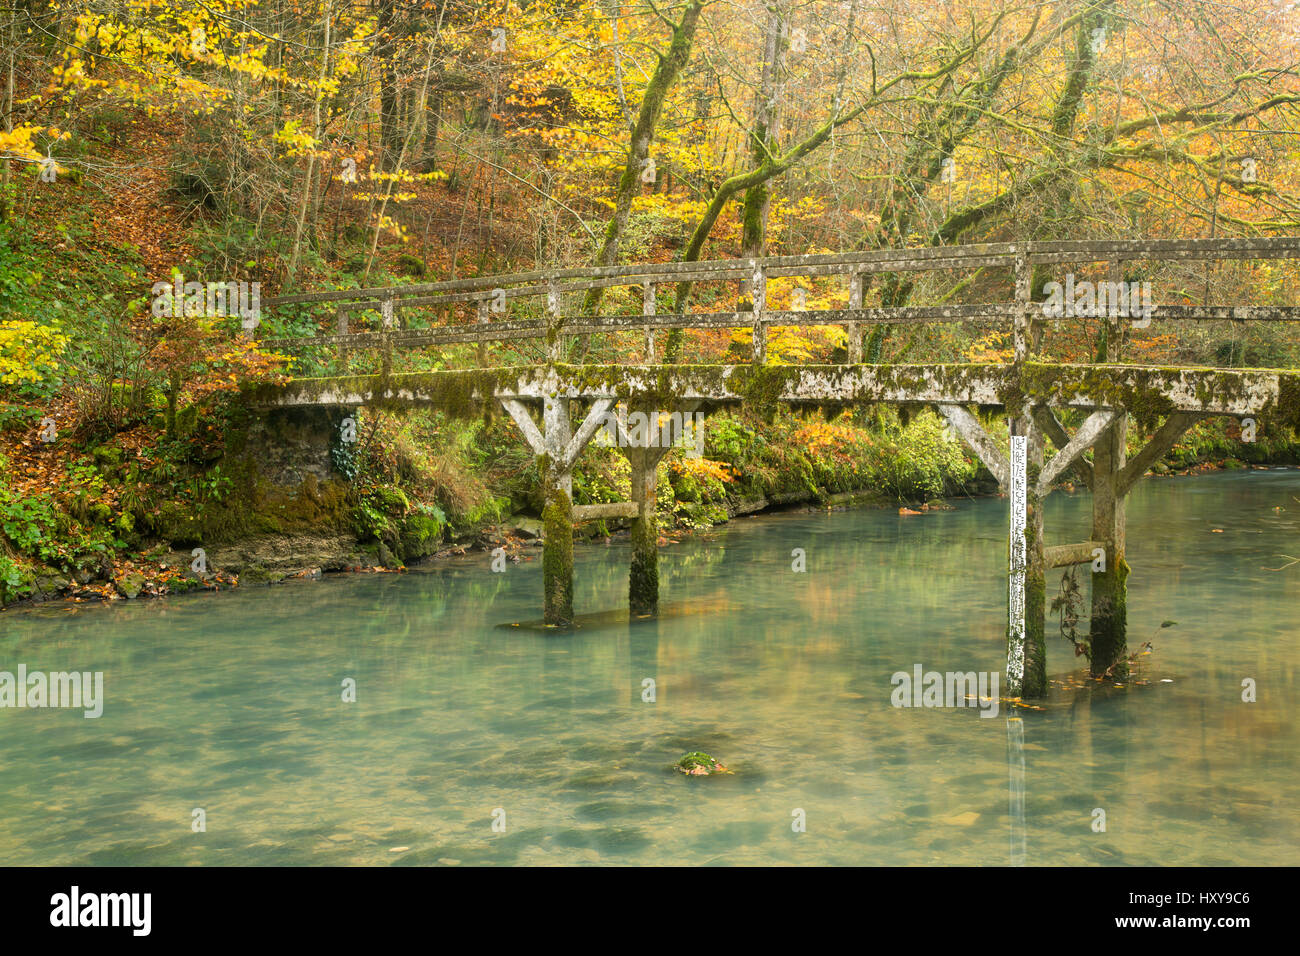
[251,237,1300,698]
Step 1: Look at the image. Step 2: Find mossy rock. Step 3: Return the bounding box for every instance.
[157,502,204,547]
[675,752,732,776]
[399,513,445,562]
[114,572,146,599]
[34,574,70,598]
[237,566,285,586]
[374,487,410,513]
[174,403,200,438]
[91,444,124,468]
[396,253,427,277]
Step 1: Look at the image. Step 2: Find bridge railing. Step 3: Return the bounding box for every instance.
[257,237,1300,366]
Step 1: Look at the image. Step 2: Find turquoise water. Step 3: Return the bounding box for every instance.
[1,469,1297,865]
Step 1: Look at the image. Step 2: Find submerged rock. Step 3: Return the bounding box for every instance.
[675,752,732,776]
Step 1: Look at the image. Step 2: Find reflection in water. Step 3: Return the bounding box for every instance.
[1007,718,1026,866]
[0,470,1297,865]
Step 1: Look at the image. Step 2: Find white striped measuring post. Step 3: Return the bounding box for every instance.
[1007,434,1028,692]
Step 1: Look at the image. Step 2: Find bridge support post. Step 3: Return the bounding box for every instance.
[626,440,665,616]
[621,400,695,616]
[1008,252,1048,698]
[1090,412,1129,678]
[1024,440,1048,699]
[541,395,575,626]
[1007,419,1048,699]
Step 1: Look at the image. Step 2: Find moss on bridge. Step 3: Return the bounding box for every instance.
[249,362,1299,430]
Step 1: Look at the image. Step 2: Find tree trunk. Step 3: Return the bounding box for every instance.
[580,0,705,318]
[739,3,786,306]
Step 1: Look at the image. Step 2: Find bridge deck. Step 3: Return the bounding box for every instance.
[249,362,1299,424]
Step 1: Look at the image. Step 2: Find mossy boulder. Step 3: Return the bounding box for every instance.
[399,513,445,562]
[114,571,146,599]
[34,574,70,599]
[237,566,285,586]
[374,487,410,513]
[91,444,124,468]
[156,502,204,547]
[396,253,426,277]
[174,403,200,438]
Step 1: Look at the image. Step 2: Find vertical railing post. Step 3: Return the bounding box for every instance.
[476,298,489,368]
[750,260,767,365]
[547,277,563,363]
[848,272,864,364]
[643,280,656,363]
[1107,258,1124,363]
[336,306,349,369]
[1013,252,1031,363]
[380,295,394,378]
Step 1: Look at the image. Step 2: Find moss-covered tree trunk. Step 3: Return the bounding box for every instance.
[737,3,785,308]
[165,368,181,439]
[579,0,705,322]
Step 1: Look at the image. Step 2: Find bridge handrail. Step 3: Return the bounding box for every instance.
[261,236,1300,309]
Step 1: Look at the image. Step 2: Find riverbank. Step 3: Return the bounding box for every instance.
[3,400,1296,610]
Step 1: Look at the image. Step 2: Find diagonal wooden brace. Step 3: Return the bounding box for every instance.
[938,403,1009,489]
[502,397,616,475]
[1035,410,1116,496]
[1034,406,1094,491]
[560,399,614,472]
[500,398,545,454]
[1118,412,1202,496]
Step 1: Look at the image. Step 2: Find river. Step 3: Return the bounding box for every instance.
[1,469,1297,865]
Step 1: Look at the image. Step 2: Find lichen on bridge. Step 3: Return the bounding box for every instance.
[248,361,1296,423]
